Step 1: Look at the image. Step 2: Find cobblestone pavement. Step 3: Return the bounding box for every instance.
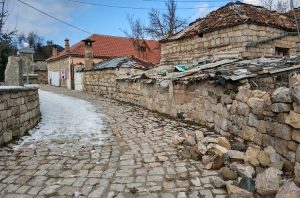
[0,85,228,198]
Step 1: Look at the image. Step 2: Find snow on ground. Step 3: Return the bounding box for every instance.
[15,90,109,149]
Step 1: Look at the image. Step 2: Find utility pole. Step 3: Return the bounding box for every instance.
[0,0,5,34]
[290,0,300,41]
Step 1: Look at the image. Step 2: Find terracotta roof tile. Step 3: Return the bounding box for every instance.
[162,1,297,42]
[47,34,161,64]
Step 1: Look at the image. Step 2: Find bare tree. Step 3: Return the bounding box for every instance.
[123,15,146,50]
[146,0,187,39]
[260,0,289,12]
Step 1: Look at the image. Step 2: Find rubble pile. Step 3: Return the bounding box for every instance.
[172,131,300,197]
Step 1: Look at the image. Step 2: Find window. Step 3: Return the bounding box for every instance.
[139,46,147,52]
[275,47,289,56]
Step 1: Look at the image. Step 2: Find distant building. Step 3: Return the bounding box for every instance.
[160,1,300,66]
[46,34,161,89]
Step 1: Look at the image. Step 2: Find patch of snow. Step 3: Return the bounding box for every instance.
[15,90,108,149]
[0,86,25,89]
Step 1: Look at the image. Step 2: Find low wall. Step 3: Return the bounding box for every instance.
[84,70,300,166]
[0,87,41,145]
[35,70,48,84]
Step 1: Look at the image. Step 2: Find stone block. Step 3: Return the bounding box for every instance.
[272,103,291,113]
[285,111,300,129]
[240,126,258,142]
[271,87,292,103]
[3,130,12,143]
[273,123,291,140]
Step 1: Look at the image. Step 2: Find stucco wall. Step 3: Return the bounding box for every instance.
[0,87,41,145]
[160,24,299,66]
[84,70,300,167]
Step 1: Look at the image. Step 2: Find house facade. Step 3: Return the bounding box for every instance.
[160,2,300,66]
[46,34,161,89]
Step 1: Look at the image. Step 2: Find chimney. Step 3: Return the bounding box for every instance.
[64,38,70,52]
[82,39,95,70]
[52,44,58,57]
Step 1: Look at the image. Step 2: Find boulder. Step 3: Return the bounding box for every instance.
[255,167,282,196]
[219,167,238,180]
[226,184,254,198]
[291,83,300,105]
[285,111,300,129]
[258,150,271,167]
[197,142,208,155]
[244,146,261,166]
[272,103,291,113]
[227,150,245,160]
[217,136,231,149]
[275,181,300,198]
[195,130,204,142]
[271,87,292,103]
[264,146,280,163]
[230,162,255,178]
[239,177,256,194]
[295,162,300,186]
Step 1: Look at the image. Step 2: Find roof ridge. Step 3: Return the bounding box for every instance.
[90,34,159,42]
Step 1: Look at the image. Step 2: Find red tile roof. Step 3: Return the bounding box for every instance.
[162,1,297,42]
[47,34,161,64]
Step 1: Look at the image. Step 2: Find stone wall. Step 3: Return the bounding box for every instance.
[84,69,300,166]
[0,87,41,145]
[161,24,299,66]
[35,70,48,84]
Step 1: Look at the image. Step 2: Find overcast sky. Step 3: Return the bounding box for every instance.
[3,0,299,46]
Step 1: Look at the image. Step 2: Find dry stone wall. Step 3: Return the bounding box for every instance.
[161,24,299,66]
[0,87,40,145]
[84,70,300,167]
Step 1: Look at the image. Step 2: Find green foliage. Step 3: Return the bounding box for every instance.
[0,32,17,82]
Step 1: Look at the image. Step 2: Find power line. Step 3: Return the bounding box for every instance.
[143,0,229,2]
[66,0,221,10]
[17,0,92,35]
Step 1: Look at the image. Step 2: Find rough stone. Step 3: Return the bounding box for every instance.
[208,144,228,156]
[291,83,300,105]
[237,102,250,116]
[211,156,225,170]
[231,142,246,152]
[227,150,245,160]
[275,181,300,198]
[247,97,264,115]
[230,162,255,178]
[264,146,280,163]
[285,111,300,129]
[195,130,204,142]
[273,123,291,140]
[244,146,261,166]
[226,184,254,198]
[236,86,252,103]
[271,87,292,103]
[5,56,24,86]
[183,136,196,146]
[197,142,208,155]
[294,103,300,114]
[239,177,255,193]
[295,162,300,186]
[240,126,257,142]
[272,103,291,113]
[255,167,282,196]
[257,151,271,167]
[219,167,238,180]
[211,177,226,188]
[217,137,231,149]
[172,135,185,145]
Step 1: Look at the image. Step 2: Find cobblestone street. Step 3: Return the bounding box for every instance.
[0,86,227,198]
